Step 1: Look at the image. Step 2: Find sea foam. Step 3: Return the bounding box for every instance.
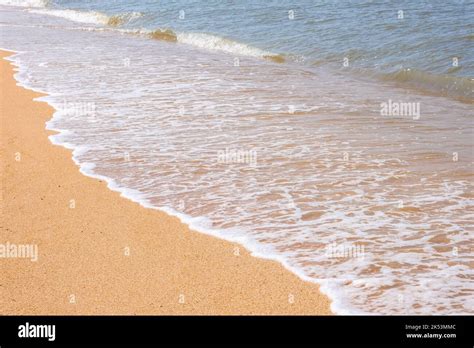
[0,0,47,7]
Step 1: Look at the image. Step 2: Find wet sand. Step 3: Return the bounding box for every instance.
[0,50,332,315]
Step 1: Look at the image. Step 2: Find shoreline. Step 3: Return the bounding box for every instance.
[0,49,332,315]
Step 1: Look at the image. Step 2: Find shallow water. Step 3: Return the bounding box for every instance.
[7,0,474,100]
[0,1,473,314]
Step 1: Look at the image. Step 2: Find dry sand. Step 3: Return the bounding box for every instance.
[0,50,331,315]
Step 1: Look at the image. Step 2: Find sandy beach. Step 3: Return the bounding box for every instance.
[0,50,332,315]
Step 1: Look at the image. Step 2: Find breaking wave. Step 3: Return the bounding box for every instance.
[116,28,284,62]
[21,6,284,62]
[381,68,474,103]
[28,8,142,26]
[175,32,285,62]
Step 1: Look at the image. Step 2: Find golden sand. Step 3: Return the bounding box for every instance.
[0,50,331,315]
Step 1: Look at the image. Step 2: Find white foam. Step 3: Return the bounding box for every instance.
[0,0,47,7]
[27,8,143,26]
[19,6,278,61]
[29,9,110,25]
[176,32,276,59]
[112,28,283,61]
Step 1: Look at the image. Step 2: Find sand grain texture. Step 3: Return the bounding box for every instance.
[0,50,331,315]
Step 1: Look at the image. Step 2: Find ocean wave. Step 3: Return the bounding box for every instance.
[0,0,48,7]
[29,8,142,26]
[24,7,283,62]
[176,31,284,62]
[115,28,284,62]
[149,28,177,42]
[29,9,110,25]
[108,12,142,26]
[381,68,474,103]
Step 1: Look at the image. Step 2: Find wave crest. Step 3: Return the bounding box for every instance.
[29,8,142,26]
[120,28,284,62]
[382,68,474,103]
[26,8,284,63]
[108,12,143,27]
[176,32,284,62]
